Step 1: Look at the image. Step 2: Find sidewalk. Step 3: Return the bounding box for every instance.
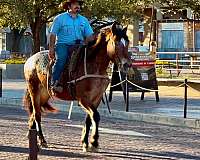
[1,79,200,128]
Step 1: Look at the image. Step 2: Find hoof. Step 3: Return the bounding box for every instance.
[82,146,89,152]
[82,143,88,152]
[40,141,48,148]
[88,143,99,152]
[26,131,30,139]
[37,144,41,152]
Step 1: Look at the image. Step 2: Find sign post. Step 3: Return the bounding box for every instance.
[0,69,2,97]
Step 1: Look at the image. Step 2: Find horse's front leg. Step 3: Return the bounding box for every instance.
[89,110,100,151]
[81,114,91,152]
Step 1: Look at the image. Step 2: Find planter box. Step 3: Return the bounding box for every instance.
[0,64,24,79]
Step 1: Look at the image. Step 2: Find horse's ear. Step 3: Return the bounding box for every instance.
[111,22,117,35]
[122,26,128,34]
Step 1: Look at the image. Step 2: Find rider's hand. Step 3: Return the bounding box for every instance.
[48,47,55,60]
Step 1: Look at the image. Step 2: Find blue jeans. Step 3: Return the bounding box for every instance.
[51,44,70,84]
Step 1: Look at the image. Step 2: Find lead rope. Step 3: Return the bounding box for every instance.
[84,47,87,75]
[68,47,87,120]
[47,60,54,99]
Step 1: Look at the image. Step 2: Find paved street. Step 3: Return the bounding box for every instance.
[0,105,200,160]
[1,79,200,119]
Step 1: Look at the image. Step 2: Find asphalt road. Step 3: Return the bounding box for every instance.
[0,105,200,160]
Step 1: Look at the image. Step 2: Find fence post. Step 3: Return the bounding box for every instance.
[141,92,144,100]
[125,73,129,112]
[184,79,188,118]
[29,129,38,160]
[0,69,2,97]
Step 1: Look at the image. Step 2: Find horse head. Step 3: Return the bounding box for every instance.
[104,22,131,71]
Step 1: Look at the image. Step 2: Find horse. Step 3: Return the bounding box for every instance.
[23,22,131,152]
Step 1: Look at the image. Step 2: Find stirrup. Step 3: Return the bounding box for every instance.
[50,81,63,93]
[51,85,63,93]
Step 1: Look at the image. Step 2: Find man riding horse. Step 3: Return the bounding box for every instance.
[48,0,95,93]
[24,0,131,151]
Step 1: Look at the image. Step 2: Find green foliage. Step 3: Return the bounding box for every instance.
[1,0,200,29]
[83,0,142,23]
[156,60,176,67]
[156,67,163,74]
[1,0,200,52]
[0,0,149,29]
[3,58,26,64]
[0,0,64,28]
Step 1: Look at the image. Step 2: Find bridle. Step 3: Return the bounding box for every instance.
[106,32,129,69]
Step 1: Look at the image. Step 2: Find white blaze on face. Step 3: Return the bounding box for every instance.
[120,38,129,66]
[121,38,126,47]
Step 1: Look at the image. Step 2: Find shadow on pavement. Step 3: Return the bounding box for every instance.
[100,149,200,160]
[0,145,91,159]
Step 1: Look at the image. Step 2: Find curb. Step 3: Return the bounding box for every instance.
[1,97,200,129]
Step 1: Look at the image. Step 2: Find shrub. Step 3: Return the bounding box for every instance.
[3,58,26,64]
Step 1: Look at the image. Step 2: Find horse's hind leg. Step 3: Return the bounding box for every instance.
[27,81,48,148]
[81,113,92,152]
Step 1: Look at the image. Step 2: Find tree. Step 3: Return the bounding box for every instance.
[1,0,199,53]
[0,0,64,53]
[156,0,200,15]
[83,0,140,23]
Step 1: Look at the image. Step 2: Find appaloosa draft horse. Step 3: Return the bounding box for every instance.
[23,22,131,152]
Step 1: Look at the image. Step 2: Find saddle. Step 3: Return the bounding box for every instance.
[48,44,86,97]
[48,39,96,97]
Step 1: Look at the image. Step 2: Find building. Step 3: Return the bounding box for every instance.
[127,6,200,60]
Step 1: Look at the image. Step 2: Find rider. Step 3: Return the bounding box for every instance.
[48,0,94,92]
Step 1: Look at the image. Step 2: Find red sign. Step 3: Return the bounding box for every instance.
[132,60,155,67]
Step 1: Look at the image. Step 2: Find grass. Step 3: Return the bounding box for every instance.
[1,58,26,64]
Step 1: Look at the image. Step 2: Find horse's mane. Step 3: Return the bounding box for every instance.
[86,28,108,59]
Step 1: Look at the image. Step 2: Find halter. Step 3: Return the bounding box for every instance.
[106,32,128,68]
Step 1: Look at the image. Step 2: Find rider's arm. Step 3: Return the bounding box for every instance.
[48,33,56,60]
[49,33,56,50]
[48,15,60,60]
[83,18,95,45]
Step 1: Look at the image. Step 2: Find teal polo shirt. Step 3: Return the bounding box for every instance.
[50,12,94,45]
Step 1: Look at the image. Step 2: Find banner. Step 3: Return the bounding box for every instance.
[109,45,159,103]
[109,46,158,92]
[127,47,158,91]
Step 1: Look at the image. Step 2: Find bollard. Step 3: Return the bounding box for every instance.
[29,129,38,160]
[0,69,2,97]
[141,92,145,100]
[184,79,188,118]
[155,91,159,102]
[125,73,129,112]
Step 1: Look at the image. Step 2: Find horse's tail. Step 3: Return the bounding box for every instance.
[23,88,58,114]
[42,102,58,113]
[23,89,33,116]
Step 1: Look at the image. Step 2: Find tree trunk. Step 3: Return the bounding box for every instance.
[30,11,44,54]
[31,23,42,54]
[11,28,25,52]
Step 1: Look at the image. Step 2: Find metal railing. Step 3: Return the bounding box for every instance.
[156,51,200,78]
